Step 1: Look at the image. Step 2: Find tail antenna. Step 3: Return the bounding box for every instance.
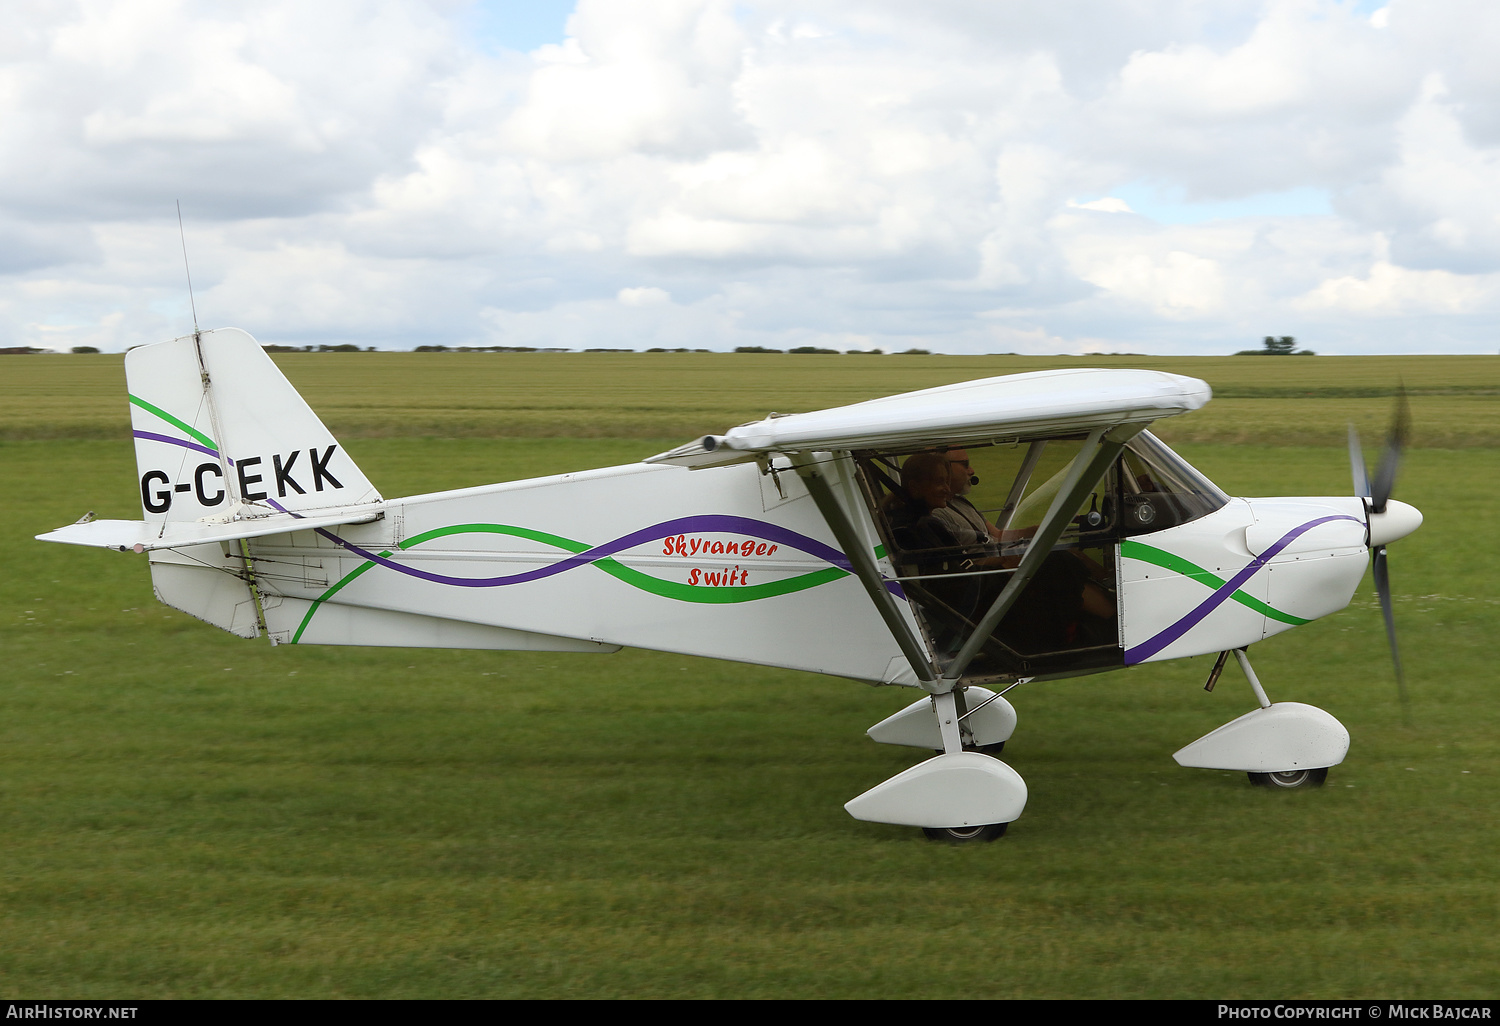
[176,200,200,337]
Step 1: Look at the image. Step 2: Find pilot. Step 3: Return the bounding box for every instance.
[930,448,1003,557]
[932,448,1118,655]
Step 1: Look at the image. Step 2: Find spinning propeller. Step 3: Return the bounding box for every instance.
[1348,388,1419,724]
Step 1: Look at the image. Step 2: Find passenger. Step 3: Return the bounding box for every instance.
[881,451,959,562]
[882,452,977,648]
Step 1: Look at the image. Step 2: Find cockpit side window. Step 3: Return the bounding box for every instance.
[853,439,1122,684]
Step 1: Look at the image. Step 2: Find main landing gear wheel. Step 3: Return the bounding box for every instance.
[931,742,1006,757]
[1248,767,1329,789]
[922,822,1008,843]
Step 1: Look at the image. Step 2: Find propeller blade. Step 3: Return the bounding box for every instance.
[1348,423,1370,498]
[1371,544,1411,726]
[1369,386,1410,515]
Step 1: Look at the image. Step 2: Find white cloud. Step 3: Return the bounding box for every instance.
[501,0,749,161]
[1340,75,1500,271]
[617,285,671,306]
[0,0,458,220]
[1296,259,1500,316]
[1070,246,1230,320]
[1069,197,1134,214]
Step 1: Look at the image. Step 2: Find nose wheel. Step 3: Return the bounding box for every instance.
[1248,767,1328,789]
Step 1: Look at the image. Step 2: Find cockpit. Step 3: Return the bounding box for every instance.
[854,431,1228,683]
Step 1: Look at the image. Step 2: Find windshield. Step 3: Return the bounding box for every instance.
[1116,431,1229,535]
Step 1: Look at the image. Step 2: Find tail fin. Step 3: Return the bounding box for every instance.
[49,328,383,639]
[39,328,380,638]
[126,327,381,524]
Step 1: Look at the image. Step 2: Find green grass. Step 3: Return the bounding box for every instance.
[4,426,1497,998]
[6,351,1500,445]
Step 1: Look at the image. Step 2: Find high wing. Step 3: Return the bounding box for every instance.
[647,368,1211,467]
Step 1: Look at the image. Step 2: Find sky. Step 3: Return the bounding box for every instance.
[3,0,1499,355]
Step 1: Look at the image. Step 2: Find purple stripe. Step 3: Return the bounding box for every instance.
[313,513,903,595]
[133,430,218,460]
[1124,515,1362,664]
[264,498,305,519]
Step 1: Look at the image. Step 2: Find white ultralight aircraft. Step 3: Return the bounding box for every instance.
[38,329,1423,842]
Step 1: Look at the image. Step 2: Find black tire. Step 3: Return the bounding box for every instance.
[922,822,1008,843]
[1248,767,1329,789]
[931,742,1006,756]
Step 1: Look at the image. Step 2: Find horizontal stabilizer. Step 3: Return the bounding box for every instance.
[36,506,383,552]
[649,368,1210,465]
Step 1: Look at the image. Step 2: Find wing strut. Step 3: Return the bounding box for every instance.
[992,440,1048,535]
[938,425,1140,690]
[790,453,937,687]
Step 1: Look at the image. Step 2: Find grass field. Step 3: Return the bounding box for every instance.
[2,353,1497,998]
[6,351,1500,446]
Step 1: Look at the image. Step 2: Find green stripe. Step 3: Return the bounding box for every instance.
[290,551,392,643]
[293,525,866,641]
[400,523,587,554]
[1120,539,1310,625]
[129,394,218,451]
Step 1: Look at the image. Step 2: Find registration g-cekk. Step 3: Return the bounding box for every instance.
[139,445,345,513]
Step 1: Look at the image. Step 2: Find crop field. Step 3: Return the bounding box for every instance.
[5,351,1500,446]
[2,352,1497,998]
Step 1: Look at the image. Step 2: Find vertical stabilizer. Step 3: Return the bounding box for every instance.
[126,328,380,527]
[124,327,381,639]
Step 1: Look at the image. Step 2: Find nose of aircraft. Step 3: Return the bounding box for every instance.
[1368,498,1423,547]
